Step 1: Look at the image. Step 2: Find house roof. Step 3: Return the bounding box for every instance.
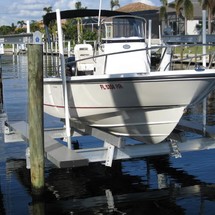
[117,2,159,13]
[117,1,204,20]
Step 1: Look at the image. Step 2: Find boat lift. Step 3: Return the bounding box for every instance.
[3,116,215,169]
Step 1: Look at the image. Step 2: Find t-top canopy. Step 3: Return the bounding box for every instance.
[43,9,130,26]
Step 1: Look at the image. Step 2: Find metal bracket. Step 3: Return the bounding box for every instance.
[104,142,115,167]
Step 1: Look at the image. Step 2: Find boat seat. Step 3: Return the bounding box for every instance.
[74,44,95,73]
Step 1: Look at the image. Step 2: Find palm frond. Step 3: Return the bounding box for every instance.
[184,0,194,19]
[160,0,168,7]
[159,6,167,21]
[175,0,184,15]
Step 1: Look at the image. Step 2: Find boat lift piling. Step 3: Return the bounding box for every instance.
[202,10,207,135]
[28,43,45,195]
[56,9,72,150]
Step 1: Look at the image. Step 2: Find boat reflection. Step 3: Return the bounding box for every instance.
[5,155,215,215]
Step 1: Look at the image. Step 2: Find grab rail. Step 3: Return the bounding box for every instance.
[46,43,215,77]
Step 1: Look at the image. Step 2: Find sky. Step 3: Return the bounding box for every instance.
[0,0,173,26]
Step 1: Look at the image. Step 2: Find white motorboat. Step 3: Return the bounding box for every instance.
[43,9,215,144]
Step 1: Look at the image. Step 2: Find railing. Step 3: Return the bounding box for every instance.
[44,42,215,78]
[160,43,215,71]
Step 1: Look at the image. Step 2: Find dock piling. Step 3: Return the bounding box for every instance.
[27,44,44,195]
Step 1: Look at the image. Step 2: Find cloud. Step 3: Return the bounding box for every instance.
[0,0,114,25]
[0,0,174,26]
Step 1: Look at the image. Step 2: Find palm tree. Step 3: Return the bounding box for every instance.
[17,20,26,28]
[43,6,57,42]
[159,0,168,24]
[160,1,178,34]
[30,20,41,32]
[75,1,87,10]
[175,0,193,34]
[199,0,215,34]
[110,0,120,10]
[75,1,87,43]
[43,6,52,14]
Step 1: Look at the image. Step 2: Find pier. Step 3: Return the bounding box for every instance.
[0,32,73,56]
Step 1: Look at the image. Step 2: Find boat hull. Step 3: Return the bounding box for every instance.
[44,71,215,144]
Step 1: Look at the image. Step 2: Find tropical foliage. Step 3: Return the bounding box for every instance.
[175,0,193,20]
[75,1,87,9]
[159,0,168,23]
[43,6,52,14]
[111,0,120,10]
[43,6,58,41]
[198,0,215,34]
[160,0,194,34]
[175,0,193,34]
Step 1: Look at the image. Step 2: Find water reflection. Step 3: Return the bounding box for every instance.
[5,157,215,215]
[0,187,5,215]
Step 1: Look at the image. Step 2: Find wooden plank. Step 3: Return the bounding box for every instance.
[9,121,88,168]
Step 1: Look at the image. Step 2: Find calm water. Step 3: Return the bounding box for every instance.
[0,54,215,215]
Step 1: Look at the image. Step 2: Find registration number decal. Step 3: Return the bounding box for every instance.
[100,83,123,90]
